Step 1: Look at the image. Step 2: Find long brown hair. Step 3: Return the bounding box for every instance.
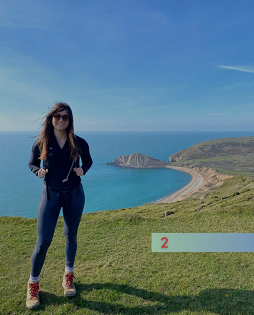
[37,103,80,161]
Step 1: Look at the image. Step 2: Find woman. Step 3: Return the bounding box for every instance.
[26,103,93,310]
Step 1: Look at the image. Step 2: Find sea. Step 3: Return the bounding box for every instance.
[1,131,254,219]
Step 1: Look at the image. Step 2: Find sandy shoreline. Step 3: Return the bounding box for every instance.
[155,166,205,203]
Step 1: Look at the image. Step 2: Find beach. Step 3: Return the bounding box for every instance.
[156,166,205,203]
[156,166,232,203]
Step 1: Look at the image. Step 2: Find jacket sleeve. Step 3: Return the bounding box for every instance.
[78,137,93,174]
[28,141,41,176]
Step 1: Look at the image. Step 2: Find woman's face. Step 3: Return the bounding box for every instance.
[52,109,70,132]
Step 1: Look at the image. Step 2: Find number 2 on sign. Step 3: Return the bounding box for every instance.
[161,237,168,248]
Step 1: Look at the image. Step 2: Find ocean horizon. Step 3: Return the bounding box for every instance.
[1,130,254,219]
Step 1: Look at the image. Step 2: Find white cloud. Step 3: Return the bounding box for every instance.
[218,65,254,73]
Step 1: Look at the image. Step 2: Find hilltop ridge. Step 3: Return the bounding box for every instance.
[169,136,254,176]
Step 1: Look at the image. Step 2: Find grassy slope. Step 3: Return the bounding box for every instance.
[2,176,254,314]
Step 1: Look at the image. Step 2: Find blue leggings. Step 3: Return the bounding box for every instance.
[31,183,85,277]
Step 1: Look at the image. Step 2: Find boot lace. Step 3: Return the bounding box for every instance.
[29,283,39,298]
[65,273,75,287]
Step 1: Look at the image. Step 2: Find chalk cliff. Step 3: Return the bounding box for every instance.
[107,153,170,168]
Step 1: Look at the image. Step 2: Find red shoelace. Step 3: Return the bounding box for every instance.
[29,283,39,298]
[65,273,75,287]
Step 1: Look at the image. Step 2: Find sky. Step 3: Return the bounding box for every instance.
[1,0,254,131]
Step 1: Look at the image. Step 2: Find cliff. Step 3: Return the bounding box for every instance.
[107,153,170,168]
[185,166,232,199]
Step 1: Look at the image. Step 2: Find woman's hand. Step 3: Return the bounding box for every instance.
[38,168,49,178]
[73,167,84,176]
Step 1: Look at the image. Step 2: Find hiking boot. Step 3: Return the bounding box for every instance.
[62,272,76,297]
[26,281,40,309]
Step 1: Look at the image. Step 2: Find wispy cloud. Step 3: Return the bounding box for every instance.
[218,65,254,73]
[0,70,58,102]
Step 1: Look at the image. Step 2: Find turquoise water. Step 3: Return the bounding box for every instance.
[1,131,254,218]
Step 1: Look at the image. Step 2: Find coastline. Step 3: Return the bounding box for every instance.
[155,166,205,203]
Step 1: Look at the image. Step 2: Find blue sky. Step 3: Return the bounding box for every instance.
[1,0,254,131]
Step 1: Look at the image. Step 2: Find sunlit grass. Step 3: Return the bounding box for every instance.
[1,176,254,314]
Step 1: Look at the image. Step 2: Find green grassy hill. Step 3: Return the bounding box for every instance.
[2,176,254,314]
[169,137,254,176]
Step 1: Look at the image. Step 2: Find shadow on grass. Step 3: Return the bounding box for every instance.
[40,283,254,314]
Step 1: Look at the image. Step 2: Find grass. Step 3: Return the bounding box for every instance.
[217,169,254,176]
[2,176,254,314]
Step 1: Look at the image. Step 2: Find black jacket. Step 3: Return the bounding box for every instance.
[28,134,93,191]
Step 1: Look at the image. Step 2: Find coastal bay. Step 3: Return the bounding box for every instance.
[108,136,254,205]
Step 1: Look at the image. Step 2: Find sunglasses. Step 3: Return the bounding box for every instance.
[53,113,69,121]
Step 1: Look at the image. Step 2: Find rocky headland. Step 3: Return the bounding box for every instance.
[107,153,170,168]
